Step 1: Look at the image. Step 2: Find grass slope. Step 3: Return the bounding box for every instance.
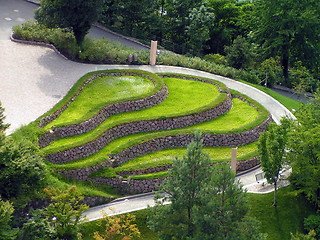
[42,77,220,154]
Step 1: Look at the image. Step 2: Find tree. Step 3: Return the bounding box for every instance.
[18,209,56,240]
[35,0,103,46]
[225,35,256,69]
[253,0,320,83]
[148,132,264,239]
[185,5,215,56]
[258,118,292,206]
[148,131,212,239]
[43,186,89,240]
[19,186,88,240]
[0,199,18,240]
[193,164,266,240]
[288,91,320,208]
[93,213,141,240]
[0,138,46,200]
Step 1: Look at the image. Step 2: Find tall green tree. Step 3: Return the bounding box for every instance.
[148,131,212,239]
[185,5,215,56]
[0,102,9,144]
[258,118,292,206]
[35,0,103,46]
[193,164,266,240]
[253,0,320,83]
[288,91,320,209]
[149,132,264,239]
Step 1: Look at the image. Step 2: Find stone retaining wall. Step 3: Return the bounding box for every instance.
[38,72,161,129]
[56,116,271,182]
[39,83,168,148]
[89,157,261,194]
[46,93,232,164]
[108,115,272,167]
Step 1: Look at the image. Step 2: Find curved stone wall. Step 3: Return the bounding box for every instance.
[46,92,232,164]
[39,84,168,148]
[58,157,260,194]
[38,71,162,128]
[108,115,272,167]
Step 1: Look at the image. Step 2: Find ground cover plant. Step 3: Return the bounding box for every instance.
[30,70,272,189]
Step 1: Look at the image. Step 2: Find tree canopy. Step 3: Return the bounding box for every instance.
[35,0,104,46]
[148,132,265,240]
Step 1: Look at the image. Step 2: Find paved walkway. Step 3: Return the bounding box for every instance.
[82,167,291,221]
[1,0,294,222]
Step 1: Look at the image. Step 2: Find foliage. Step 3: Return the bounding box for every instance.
[0,138,46,200]
[43,186,89,240]
[291,231,317,240]
[148,132,264,239]
[288,91,320,208]
[148,131,212,239]
[304,215,320,239]
[93,213,141,240]
[290,63,318,93]
[258,118,292,205]
[253,0,320,82]
[0,102,9,137]
[35,0,103,46]
[18,209,56,240]
[225,35,257,69]
[193,164,266,240]
[0,199,18,240]
[185,5,215,56]
[258,57,283,87]
[13,22,80,58]
[203,53,227,65]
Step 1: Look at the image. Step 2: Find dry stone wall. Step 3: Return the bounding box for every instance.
[87,157,261,194]
[46,93,232,164]
[109,115,272,167]
[38,72,161,129]
[39,80,168,148]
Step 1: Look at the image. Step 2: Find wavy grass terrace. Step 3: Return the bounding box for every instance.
[36,70,271,192]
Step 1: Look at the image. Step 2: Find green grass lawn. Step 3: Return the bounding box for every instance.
[79,186,316,240]
[247,186,316,240]
[46,75,154,128]
[50,98,260,171]
[42,77,221,154]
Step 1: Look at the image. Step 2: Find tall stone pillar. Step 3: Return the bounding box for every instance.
[150,40,158,66]
[231,147,237,173]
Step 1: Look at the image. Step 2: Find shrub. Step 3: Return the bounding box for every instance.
[304,215,320,238]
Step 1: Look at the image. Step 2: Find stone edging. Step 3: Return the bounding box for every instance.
[56,116,272,182]
[108,115,272,167]
[77,157,260,194]
[46,92,232,164]
[44,76,232,163]
[39,73,167,147]
[38,71,163,129]
[10,33,69,60]
[116,156,260,177]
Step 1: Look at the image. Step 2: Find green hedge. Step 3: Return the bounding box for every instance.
[13,22,260,84]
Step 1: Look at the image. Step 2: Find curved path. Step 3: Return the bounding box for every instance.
[0,41,294,134]
[1,0,294,222]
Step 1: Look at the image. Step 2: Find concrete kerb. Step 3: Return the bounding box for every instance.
[10,33,69,61]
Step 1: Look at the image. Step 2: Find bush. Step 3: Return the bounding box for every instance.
[13,22,261,84]
[304,215,320,238]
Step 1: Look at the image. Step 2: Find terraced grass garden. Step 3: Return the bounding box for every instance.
[36,69,271,194]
